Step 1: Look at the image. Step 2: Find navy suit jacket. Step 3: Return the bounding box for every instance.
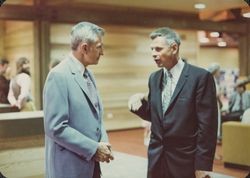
[133,61,218,178]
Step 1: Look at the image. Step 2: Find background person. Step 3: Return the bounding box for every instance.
[7,57,36,111]
[222,80,250,123]
[0,58,10,104]
[49,58,62,70]
[207,63,222,141]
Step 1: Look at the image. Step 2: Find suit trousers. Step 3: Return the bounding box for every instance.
[0,172,6,178]
[93,162,101,178]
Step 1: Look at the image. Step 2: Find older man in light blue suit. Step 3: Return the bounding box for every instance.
[43,22,114,178]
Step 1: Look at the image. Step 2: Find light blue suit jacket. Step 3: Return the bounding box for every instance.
[43,56,108,178]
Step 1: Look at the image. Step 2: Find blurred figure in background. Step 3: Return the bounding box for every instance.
[0,58,11,178]
[8,57,36,111]
[222,80,250,122]
[49,58,62,70]
[0,58,10,104]
[207,63,222,142]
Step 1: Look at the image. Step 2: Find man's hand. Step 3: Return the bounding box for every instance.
[128,93,147,111]
[93,142,114,163]
[195,170,211,178]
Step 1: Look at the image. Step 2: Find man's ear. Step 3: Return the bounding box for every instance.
[80,42,89,54]
[171,43,179,55]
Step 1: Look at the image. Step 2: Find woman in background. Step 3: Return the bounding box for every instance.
[8,57,36,111]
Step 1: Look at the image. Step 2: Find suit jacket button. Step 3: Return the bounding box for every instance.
[79,155,84,160]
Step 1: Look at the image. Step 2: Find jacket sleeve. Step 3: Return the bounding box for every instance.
[130,74,152,122]
[194,72,218,171]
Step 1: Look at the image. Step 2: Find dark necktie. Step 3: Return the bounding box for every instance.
[239,94,243,111]
[83,69,100,113]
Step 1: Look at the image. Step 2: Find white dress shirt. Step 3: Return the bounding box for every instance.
[162,59,185,98]
[8,73,32,109]
[161,59,185,112]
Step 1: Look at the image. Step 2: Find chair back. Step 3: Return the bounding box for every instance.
[242,108,250,124]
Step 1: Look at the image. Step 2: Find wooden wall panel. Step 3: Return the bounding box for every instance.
[197,48,239,70]
[0,21,4,57]
[4,0,33,5]
[177,29,199,64]
[4,21,34,74]
[93,26,154,130]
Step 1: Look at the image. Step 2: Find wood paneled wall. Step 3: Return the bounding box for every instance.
[197,48,239,70]
[4,0,33,5]
[0,21,4,57]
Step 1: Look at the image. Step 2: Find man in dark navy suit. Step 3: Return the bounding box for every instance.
[128,27,218,178]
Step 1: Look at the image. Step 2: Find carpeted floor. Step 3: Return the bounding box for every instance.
[0,147,238,178]
[101,151,235,178]
[101,151,147,178]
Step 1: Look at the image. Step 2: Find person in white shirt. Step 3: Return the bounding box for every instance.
[8,57,36,111]
[222,80,250,122]
[207,63,222,141]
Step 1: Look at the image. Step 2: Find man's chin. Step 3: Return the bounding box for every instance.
[156,63,163,68]
[154,60,163,68]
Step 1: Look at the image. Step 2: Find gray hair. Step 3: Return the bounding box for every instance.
[70,22,105,50]
[207,63,220,74]
[150,27,181,46]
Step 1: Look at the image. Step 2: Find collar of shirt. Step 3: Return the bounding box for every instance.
[163,58,185,82]
[70,52,86,76]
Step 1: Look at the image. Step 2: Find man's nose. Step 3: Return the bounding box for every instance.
[152,51,157,59]
[100,47,104,55]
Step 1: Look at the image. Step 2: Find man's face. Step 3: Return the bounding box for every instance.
[85,37,104,66]
[0,63,9,74]
[22,61,30,73]
[237,86,245,94]
[150,36,177,69]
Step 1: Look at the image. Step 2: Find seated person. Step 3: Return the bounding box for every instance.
[222,80,250,122]
[0,58,10,104]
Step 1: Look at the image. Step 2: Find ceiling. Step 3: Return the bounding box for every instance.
[5,0,249,14]
[4,0,250,48]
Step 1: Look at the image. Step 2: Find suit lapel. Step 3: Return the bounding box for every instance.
[67,57,99,113]
[165,62,189,113]
[151,69,164,119]
[87,70,103,114]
